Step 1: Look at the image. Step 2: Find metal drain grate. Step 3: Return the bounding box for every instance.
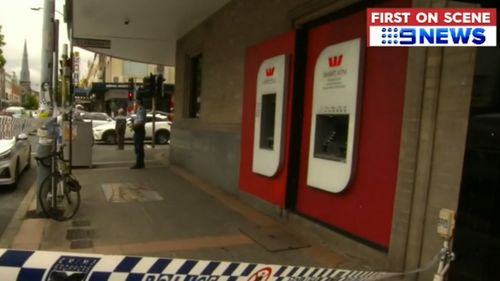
[72,220,92,227]
[24,210,48,219]
[66,228,95,240]
[70,239,94,249]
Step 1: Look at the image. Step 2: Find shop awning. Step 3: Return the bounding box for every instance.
[66,0,231,66]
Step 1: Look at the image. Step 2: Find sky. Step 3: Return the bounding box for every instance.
[0,0,95,91]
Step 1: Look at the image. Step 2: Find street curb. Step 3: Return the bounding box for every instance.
[0,184,37,248]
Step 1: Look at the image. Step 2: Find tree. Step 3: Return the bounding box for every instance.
[22,94,38,110]
[0,25,6,67]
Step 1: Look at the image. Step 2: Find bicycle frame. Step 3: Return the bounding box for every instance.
[35,112,81,221]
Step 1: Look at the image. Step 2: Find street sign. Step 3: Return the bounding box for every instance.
[73,37,111,49]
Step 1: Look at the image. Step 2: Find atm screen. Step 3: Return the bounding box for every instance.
[259,93,276,150]
[313,114,349,162]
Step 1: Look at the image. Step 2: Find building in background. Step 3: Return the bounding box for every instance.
[2,72,21,106]
[84,54,175,115]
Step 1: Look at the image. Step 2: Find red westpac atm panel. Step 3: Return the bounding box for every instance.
[296,0,410,248]
[239,32,296,207]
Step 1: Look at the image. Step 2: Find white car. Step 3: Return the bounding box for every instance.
[93,114,172,145]
[4,106,28,118]
[0,134,31,187]
[76,112,114,128]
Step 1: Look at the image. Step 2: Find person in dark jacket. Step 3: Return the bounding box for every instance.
[115,108,127,150]
[131,99,146,169]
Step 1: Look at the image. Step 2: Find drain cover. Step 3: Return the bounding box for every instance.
[70,239,93,249]
[66,229,95,240]
[24,210,47,219]
[72,220,92,227]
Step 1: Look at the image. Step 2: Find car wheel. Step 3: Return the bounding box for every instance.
[155,130,170,145]
[103,131,117,145]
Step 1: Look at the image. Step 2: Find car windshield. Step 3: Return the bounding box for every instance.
[91,113,110,120]
[80,112,110,121]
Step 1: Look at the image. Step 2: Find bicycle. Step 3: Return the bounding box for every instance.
[35,145,81,221]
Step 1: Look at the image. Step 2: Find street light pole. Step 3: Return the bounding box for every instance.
[36,0,56,215]
[40,0,55,109]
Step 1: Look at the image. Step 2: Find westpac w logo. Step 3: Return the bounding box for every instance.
[265,67,275,77]
[328,55,343,68]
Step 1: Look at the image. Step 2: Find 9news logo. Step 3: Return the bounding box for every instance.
[367,8,497,47]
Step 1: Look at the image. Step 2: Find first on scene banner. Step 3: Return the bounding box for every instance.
[367,8,497,47]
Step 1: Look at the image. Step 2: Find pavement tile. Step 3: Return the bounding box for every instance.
[93,245,123,255]
[170,167,277,227]
[11,219,47,249]
[302,245,345,267]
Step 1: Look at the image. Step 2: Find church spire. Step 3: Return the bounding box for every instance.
[19,40,31,101]
[20,40,30,84]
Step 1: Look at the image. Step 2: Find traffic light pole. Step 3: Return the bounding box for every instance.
[153,66,165,148]
[152,95,156,148]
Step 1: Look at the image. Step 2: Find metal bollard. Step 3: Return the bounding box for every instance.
[35,119,55,214]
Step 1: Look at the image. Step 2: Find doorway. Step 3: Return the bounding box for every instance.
[449,46,500,281]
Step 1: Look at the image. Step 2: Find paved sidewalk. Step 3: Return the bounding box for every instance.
[1,144,364,271]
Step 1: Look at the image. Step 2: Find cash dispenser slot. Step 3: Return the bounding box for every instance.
[313,114,349,162]
[259,93,277,150]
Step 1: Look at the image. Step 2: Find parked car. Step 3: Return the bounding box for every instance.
[148,110,174,121]
[93,114,172,145]
[4,106,27,118]
[0,134,31,188]
[76,112,114,128]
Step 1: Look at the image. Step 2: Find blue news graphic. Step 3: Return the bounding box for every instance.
[399,27,486,45]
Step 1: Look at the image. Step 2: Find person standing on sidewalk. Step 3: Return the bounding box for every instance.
[115,108,127,150]
[131,99,146,169]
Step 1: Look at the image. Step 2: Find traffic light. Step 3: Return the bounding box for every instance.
[142,74,156,98]
[128,92,134,101]
[156,74,165,97]
[142,75,152,97]
[128,78,134,91]
[150,73,156,96]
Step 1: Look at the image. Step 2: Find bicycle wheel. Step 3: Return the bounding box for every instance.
[39,173,81,221]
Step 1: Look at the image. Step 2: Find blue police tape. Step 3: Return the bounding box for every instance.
[0,249,397,281]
